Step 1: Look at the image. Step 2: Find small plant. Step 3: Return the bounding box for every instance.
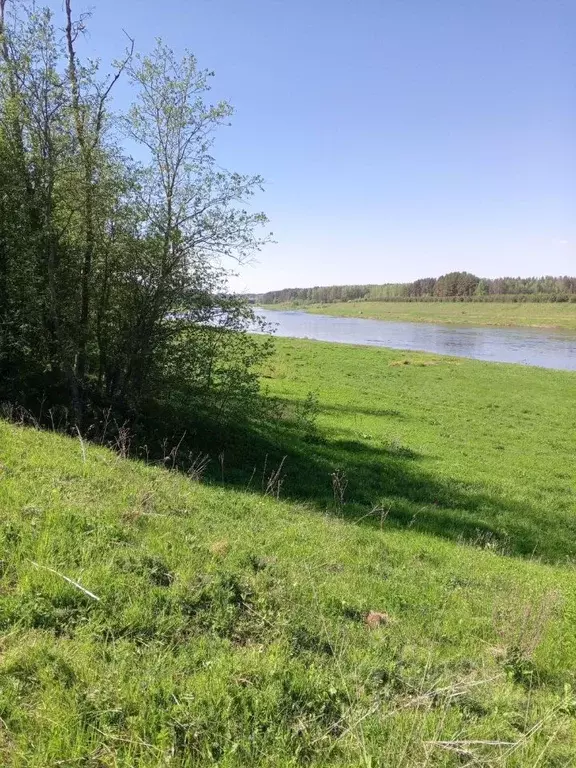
[331,469,348,511]
[161,432,187,470]
[297,390,320,439]
[266,390,319,440]
[493,589,561,683]
[114,424,132,459]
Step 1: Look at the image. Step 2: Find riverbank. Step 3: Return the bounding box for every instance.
[255,307,576,370]
[2,338,576,765]
[262,300,576,330]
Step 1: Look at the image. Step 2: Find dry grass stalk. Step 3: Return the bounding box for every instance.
[75,425,87,463]
[494,588,561,664]
[264,456,287,499]
[331,469,348,510]
[30,560,101,601]
[187,452,210,482]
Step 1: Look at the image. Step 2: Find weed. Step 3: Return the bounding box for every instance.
[331,469,348,511]
[113,424,131,459]
[187,451,211,481]
[494,589,561,684]
[263,455,287,498]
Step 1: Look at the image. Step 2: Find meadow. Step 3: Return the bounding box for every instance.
[1,338,576,766]
[263,300,576,330]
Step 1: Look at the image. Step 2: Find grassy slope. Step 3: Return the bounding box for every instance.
[263,300,576,330]
[1,340,576,766]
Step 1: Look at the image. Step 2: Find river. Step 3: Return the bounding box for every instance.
[254,308,576,371]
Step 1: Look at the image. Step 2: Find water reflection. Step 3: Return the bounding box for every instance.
[254,309,576,371]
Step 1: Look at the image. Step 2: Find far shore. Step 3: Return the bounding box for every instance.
[260,300,576,331]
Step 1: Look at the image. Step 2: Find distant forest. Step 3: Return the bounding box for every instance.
[257,273,576,305]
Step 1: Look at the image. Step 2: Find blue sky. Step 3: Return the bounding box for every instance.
[57,0,574,292]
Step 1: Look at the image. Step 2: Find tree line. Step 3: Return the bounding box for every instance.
[0,0,272,438]
[258,272,576,305]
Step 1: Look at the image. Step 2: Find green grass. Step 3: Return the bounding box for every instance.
[259,339,576,562]
[1,339,576,766]
[263,300,576,330]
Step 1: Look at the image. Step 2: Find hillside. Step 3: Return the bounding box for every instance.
[1,339,576,766]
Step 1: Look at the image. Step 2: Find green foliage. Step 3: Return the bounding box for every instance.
[0,1,271,429]
[258,272,576,306]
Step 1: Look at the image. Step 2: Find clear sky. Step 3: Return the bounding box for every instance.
[54,0,575,292]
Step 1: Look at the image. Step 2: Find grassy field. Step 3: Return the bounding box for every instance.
[1,339,576,766]
[263,300,576,330]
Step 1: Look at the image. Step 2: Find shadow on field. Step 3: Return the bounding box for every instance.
[136,400,564,563]
[317,402,406,420]
[10,390,564,562]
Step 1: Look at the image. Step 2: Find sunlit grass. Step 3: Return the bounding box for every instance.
[1,338,576,765]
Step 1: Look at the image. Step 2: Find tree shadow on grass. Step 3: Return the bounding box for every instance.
[318,403,407,420]
[137,401,573,564]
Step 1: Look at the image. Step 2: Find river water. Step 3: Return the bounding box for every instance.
[254,308,576,371]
